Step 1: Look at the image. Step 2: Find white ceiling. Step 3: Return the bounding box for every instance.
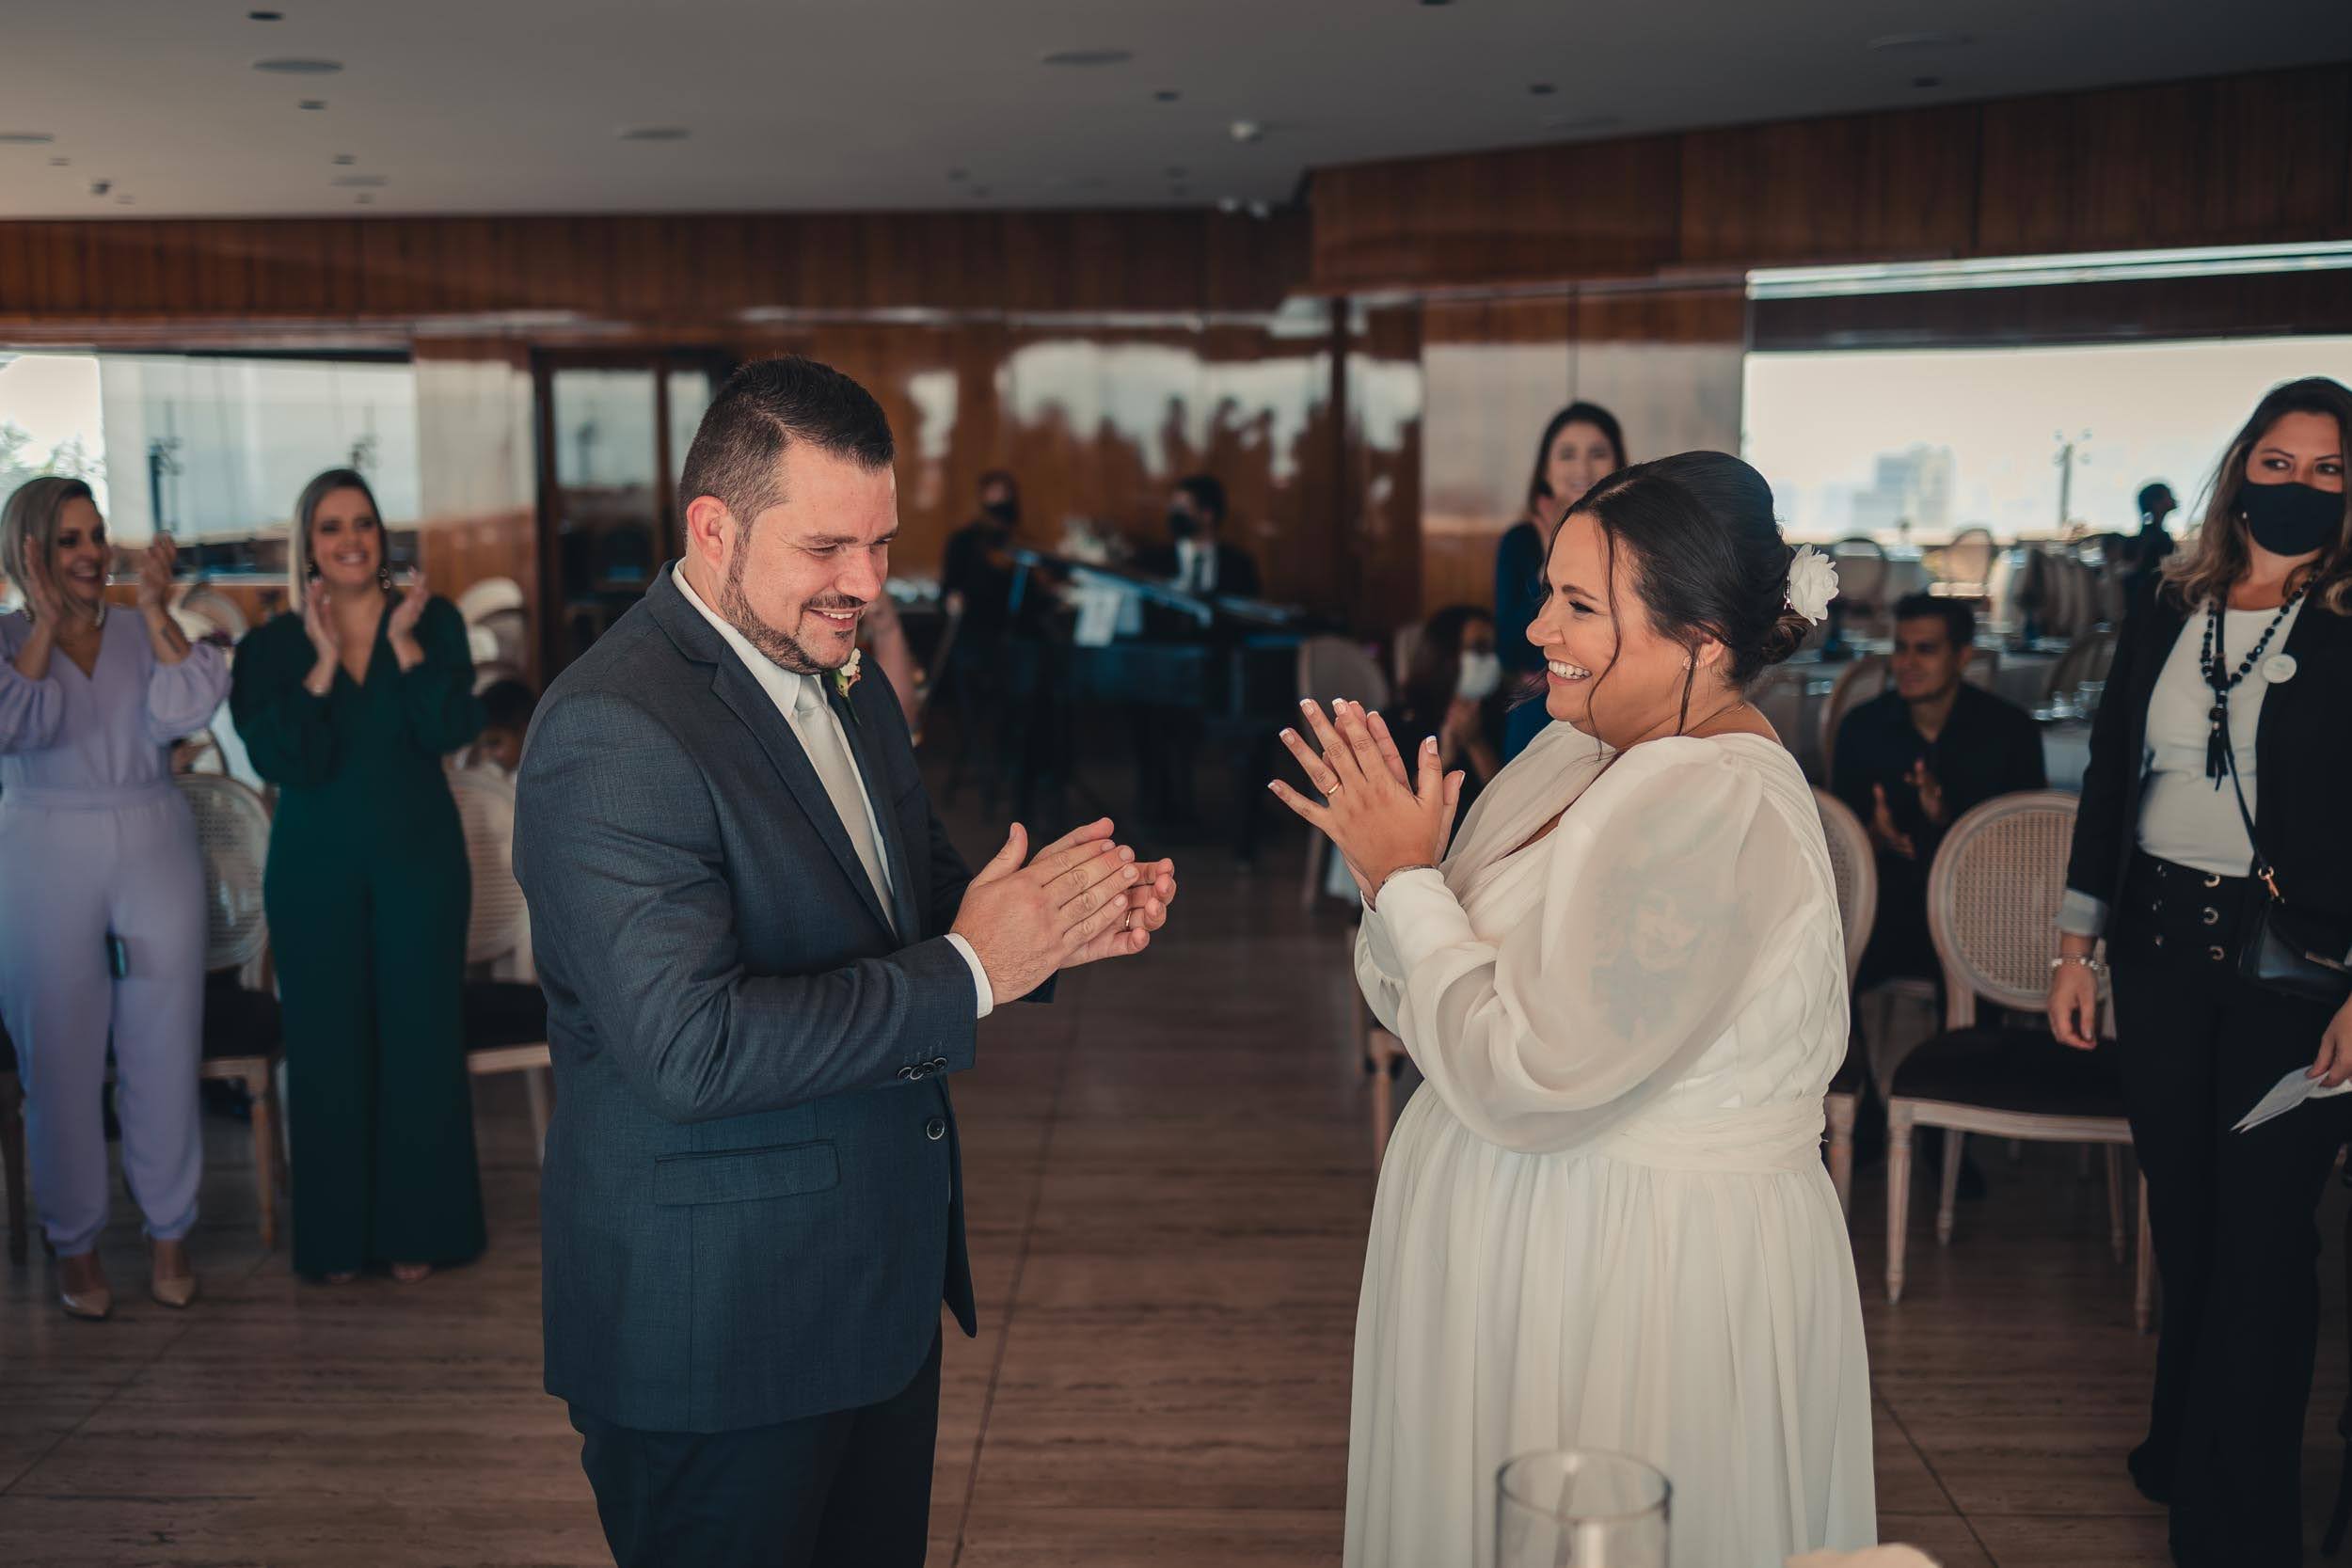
[1,1,2347,220]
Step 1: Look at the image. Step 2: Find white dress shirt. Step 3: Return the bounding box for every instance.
[1174,536,1216,594]
[675,570,994,1017]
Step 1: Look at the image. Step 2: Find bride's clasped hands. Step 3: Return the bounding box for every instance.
[1268,697,1466,904]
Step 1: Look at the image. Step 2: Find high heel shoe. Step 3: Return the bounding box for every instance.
[149,1240,198,1310]
[59,1255,112,1322]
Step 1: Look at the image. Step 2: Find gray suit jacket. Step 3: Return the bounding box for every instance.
[515,565,983,1433]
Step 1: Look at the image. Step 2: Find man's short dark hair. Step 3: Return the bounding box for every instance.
[480,677,539,735]
[1174,473,1226,526]
[678,356,896,527]
[977,468,1018,499]
[2137,481,2173,516]
[1892,592,1974,647]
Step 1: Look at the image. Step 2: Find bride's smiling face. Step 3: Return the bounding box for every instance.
[1528,511,1724,749]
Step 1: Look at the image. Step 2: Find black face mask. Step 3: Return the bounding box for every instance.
[1167,510,1200,542]
[980,499,1018,530]
[2241,481,2344,557]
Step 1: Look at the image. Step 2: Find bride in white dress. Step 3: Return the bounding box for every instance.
[1271,452,1875,1568]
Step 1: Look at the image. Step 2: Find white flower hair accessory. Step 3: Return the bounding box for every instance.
[1784,546,1839,625]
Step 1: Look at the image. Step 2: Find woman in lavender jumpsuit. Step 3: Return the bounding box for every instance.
[0,477,229,1320]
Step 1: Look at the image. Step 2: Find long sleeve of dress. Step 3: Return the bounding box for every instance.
[144,640,231,745]
[230,624,338,788]
[1366,740,1813,1155]
[399,597,486,757]
[0,654,64,754]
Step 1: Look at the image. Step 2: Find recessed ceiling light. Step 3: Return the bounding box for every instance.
[332,153,356,165]
[0,132,56,145]
[1528,84,1556,97]
[1912,75,1945,89]
[298,99,327,110]
[1421,0,1454,8]
[1867,31,1974,51]
[254,56,343,73]
[88,180,110,196]
[248,8,284,19]
[1041,48,1132,67]
[1229,120,1264,144]
[332,173,388,187]
[1154,88,1182,102]
[617,125,691,142]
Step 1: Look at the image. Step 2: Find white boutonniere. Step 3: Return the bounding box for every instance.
[834,648,864,701]
[1785,546,1839,624]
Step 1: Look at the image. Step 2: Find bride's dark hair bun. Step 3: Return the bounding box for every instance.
[1567,451,1805,685]
[1761,603,1814,667]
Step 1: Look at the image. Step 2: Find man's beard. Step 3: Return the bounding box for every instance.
[718,541,854,675]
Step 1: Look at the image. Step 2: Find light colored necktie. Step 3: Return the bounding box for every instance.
[789,675,895,927]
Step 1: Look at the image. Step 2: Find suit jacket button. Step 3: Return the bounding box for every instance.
[898,1066,919,1082]
[925,1117,947,1142]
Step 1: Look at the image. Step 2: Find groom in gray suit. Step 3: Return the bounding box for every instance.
[514,356,1176,1567]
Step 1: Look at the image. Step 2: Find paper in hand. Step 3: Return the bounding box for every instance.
[2233,1065,2352,1133]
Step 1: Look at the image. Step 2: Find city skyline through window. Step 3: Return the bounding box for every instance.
[1742,335,2352,546]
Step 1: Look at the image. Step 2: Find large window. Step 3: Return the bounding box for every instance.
[1742,334,2352,546]
[0,349,420,544]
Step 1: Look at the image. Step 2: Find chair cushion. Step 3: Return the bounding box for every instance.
[1889,1026,2126,1119]
[201,970,282,1060]
[464,980,548,1050]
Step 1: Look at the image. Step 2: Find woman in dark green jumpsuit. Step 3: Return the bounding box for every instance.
[230,468,486,1282]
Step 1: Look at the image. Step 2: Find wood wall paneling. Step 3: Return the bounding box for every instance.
[1974,67,2352,257]
[1311,135,1683,293]
[1341,301,1426,639]
[1310,66,2352,293]
[0,209,1311,327]
[1677,106,1979,265]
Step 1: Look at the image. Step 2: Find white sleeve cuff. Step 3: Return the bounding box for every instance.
[945,933,995,1019]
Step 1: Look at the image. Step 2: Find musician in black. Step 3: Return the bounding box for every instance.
[940,469,1025,653]
[1129,475,1261,836]
[1135,475,1261,601]
[2049,376,2352,1568]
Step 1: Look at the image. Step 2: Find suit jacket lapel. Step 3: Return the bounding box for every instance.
[707,660,897,939]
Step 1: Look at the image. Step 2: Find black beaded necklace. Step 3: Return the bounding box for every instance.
[2199,584,2307,785]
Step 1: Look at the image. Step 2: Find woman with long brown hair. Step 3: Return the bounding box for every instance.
[2050,376,2352,1567]
[230,467,486,1284]
[1495,404,1627,763]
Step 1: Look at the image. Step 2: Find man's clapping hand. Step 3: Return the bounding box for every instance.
[951,817,1176,1000]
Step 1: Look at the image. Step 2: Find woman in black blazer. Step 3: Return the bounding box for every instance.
[2049,375,2352,1568]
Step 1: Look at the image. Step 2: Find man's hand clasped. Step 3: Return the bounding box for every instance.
[950,817,1178,1002]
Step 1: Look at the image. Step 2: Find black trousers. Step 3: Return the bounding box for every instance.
[571,1331,943,1568]
[2111,853,2349,1568]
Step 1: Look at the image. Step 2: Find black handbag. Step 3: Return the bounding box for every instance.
[2219,741,2352,1006]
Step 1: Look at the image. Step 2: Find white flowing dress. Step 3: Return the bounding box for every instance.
[1346,726,1876,1568]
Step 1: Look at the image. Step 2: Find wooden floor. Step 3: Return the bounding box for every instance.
[4,787,2349,1566]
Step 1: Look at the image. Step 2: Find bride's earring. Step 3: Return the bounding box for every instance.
[377,563,394,593]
